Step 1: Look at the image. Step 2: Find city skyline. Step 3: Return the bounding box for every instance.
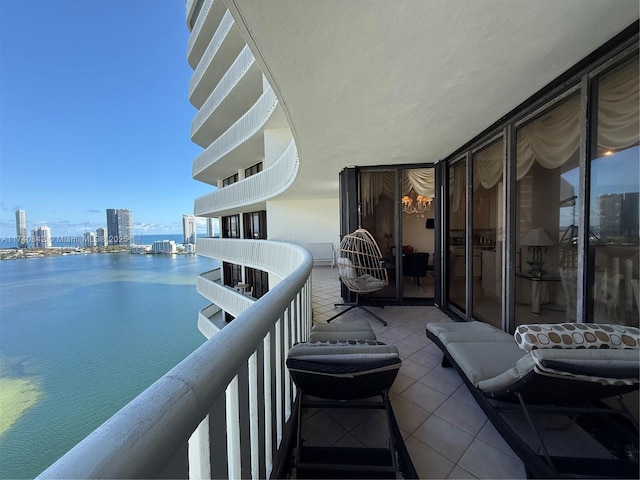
[0,2,213,237]
[5,207,212,246]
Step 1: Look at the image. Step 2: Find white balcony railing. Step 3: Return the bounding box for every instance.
[189,9,235,100]
[198,302,223,339]
[187,0,214,62]
[191,45,256,140]
[197,270,255,318]
[37,241,313,479]
[192,87,279,182]
[194,139,298,216]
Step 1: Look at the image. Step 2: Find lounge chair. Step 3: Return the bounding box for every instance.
[286,321,417,478]
[426,321,639,479]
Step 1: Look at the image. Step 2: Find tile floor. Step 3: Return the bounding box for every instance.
[306,266,619,479]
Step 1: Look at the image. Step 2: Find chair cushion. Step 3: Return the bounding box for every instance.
[309,319,377,341]
[427,321,512,347]
[446,341,528,387]
[530,348,640,386]
[288,340,398,364]
[514,323,640,352]
[337,257,357,278]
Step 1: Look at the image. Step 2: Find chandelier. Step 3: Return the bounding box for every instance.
[402,189,432,215]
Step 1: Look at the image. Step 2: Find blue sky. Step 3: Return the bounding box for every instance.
[0,0,212,237]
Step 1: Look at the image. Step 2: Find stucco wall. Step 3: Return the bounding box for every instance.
[267,198,340,249]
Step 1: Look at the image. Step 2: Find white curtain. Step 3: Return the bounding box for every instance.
[472,60,638,188]
[402,169,435,197]
[361,171,394,215]
[597,61,640,149]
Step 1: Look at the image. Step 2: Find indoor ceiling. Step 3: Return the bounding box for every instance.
[226,0,639,200]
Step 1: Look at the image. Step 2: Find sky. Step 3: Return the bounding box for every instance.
[0,0,213,238]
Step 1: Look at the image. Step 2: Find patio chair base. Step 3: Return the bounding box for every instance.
[327,302,387,325]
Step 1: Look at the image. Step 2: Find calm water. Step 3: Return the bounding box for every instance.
[0,250,217,479]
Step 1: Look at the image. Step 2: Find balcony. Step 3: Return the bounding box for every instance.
[197,265,254,318]
[191,45,262,148]
[192,87,287,185]
[194,139,298,217]
[187,0,226,69]
[40,263,631,479]
[189,10,246,109]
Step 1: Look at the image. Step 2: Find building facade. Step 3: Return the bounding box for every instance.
[83,231,97,247]
[152,239,177,254]
[188,1,638,332]
[31,225,52,248]
[96,227,107,247]
[182,214,197,244]
[106,208,133,246]
[15,209,28,248]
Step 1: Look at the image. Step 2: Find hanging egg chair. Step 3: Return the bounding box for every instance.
[328,228,389,325]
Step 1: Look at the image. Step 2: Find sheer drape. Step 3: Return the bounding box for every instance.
[361,169,435,215]
[473,60,638,191]
[402,169,435,198]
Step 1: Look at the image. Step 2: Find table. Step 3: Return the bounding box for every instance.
[516,273,561,314]
[235,283,249,293]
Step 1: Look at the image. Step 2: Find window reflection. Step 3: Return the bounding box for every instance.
[589,58,639,327]
[448,160,466,312]
[515,93,581,324]
[472,139,504,328]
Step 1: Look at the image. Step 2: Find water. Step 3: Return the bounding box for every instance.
[0,233,199,249]
[0,250,218,478]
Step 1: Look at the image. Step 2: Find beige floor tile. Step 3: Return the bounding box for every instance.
[435,397,488,436]
[413,414,475,463]
[458,439,527,479]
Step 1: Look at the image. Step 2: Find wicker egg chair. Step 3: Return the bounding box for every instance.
[327,228,389,325]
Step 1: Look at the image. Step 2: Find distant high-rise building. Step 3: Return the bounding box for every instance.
[96,227,107,247]
[15,209,28,248]
[83,232,97,247]
[32,225,52,248]
[152,240,177,254]
[106,209,133,246]
[206,218,218,238]
[597,192,639,240]
[182,214,197,244]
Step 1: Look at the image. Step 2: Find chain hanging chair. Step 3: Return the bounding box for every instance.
[327,228,389,325]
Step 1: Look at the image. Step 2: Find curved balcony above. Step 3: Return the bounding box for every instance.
[196,238,311,283]
[197,303,224,339]
[192,87,287,186]
[187,0,227,69]
[191,46,262,148]
[189,11,246,109]
[197,269,254,319]
[194,139,298,217]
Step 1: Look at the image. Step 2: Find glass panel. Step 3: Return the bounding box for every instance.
[590,58,639,327]
[515,92,581,324]
[472,139,503,328]
[401,168,436,299]
[448,159,466,312]
[360,170,396,299]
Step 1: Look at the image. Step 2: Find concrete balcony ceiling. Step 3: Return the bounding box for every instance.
[191,54,263,148]
[187,0,226,69]
[190,20,247,109]
[225,0,639,201]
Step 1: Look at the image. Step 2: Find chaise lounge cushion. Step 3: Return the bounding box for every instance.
[287,340,401,400]
[427,321,514,347]
[446,341,528,388]
[514,323,640,352]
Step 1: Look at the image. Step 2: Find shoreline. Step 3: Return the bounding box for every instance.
[0,246,130,261]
